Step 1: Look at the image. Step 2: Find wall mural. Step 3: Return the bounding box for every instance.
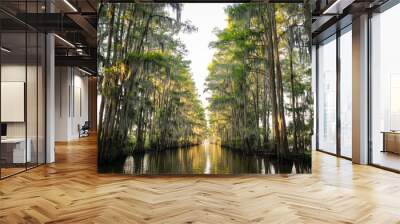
[97,3,312,175]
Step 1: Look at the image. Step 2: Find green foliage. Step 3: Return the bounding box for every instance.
[98,3,207,164]
[97,3,312,164]
[206,3,312,155]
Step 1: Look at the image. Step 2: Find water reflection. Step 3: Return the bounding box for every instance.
[107,143,311,175]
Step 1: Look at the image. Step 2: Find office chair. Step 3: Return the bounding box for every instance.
[79,121,90,138]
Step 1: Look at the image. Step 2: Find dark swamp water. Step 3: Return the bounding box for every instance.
[99,142,311,175]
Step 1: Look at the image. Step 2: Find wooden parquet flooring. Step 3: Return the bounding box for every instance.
[1,135,400,224]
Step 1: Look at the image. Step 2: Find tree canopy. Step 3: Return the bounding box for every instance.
[98,4,207,164]
[206,3,312,157]
[97,2,312,165]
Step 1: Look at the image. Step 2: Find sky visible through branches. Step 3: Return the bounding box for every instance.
[177,4,231,121]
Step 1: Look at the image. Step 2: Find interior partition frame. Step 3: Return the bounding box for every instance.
[0,1,48,180]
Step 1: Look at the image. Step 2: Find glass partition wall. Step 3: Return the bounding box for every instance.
[370,3,400,171]
[339,26,352,159]
[316,25,352,159]
[0,1,46,179]
[315,1,400,171]
[317,35,337,155]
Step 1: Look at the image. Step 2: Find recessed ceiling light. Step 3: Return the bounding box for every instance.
[1,47,11,53]
[63,0,78,12]
[322,0,354,15]
[54,34,75,48]
[78,67,92,76]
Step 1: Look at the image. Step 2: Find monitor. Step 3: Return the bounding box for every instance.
[1,123,7,137]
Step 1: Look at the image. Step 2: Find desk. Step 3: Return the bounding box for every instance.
[1,138,31,163]
[382,131,400,154]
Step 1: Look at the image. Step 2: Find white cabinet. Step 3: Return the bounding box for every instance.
[1,138,32,163]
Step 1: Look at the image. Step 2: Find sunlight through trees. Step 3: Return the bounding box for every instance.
[97,2,312,165]
[206,3,312,157]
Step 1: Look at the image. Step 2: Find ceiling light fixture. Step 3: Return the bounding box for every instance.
[78,67,92,76]
[322,0,354,15]
[76,48,86,56]
[1,47,11,53]
[63,0,78,12]
[54,34,75,48]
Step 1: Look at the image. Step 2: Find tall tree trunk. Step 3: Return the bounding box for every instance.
[270,5,289,156]
[303,0,312,55]
[288,26,298,153]
[261,5,280,154]
[255,68,260,150]
[262,63,270,149]
[98,4,116,163]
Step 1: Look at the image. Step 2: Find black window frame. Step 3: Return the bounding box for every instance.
[314,17,353,161]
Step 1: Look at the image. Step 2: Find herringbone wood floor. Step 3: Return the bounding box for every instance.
[1,136,400,224]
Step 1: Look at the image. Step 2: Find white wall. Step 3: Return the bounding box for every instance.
[1,63,46,164]
[55,67,89,141]
[1,65,41,137]
[72,72,89,138]
[55,66,69,141]
[1,65,27,140]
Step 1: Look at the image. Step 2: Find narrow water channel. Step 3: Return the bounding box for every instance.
[113,142,311,175]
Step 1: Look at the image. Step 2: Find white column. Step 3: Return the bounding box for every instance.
[352,14,369,164]
[46,32,55,163]
[312,45,317,150]
[54,67,73,141]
